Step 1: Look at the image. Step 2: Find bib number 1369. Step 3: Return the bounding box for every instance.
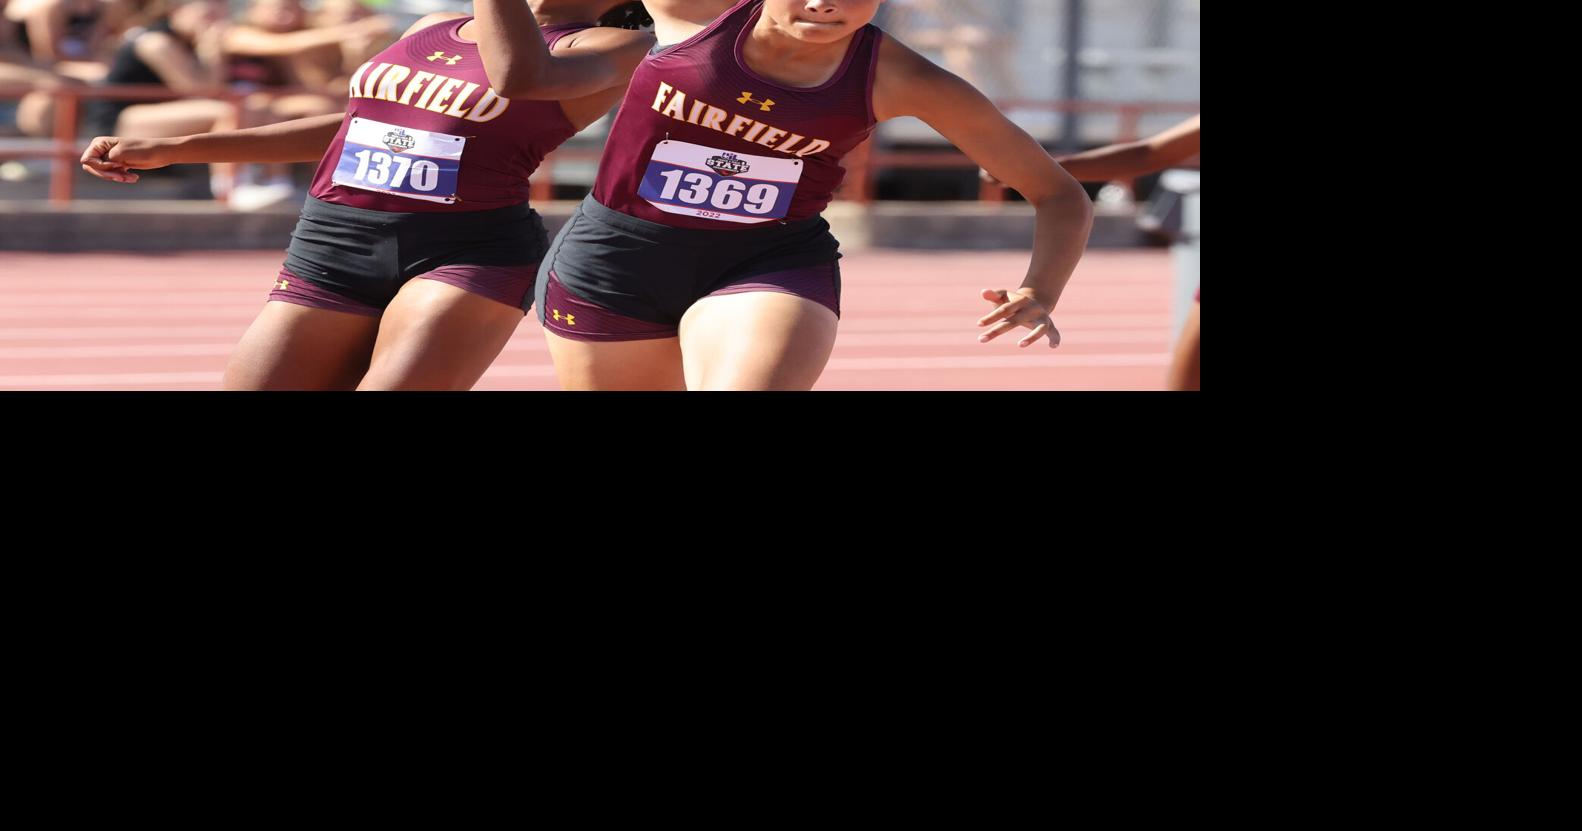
[638,140,803,224]
[652,169,780,214]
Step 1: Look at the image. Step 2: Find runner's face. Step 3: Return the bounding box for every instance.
[761,0,882,44]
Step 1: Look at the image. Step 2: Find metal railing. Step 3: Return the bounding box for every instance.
[3,84,1196,205]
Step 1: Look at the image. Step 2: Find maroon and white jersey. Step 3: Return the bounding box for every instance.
[309,17,589,213]
[592,0,882,228]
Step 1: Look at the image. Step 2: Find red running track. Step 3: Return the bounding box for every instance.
[0,249,1174,390]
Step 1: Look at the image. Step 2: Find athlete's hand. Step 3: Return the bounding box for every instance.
[978,287,1060,348]
[80,136,173,183]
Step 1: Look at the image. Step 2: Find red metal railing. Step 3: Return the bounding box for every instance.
[2,84,1196,205]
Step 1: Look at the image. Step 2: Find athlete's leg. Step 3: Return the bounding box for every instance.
[678,295,837,391]
[1167,295,1199,391]
[223,303,379,390]
[676,262,841,391]
[356,269,530,391]
[536,267,687,390]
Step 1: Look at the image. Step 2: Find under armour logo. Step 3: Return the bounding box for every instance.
[552,310,576,326]
[427,52,463,65]
[276,279,289,290]
[737,91,775,112]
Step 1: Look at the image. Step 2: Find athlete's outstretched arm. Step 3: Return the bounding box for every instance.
[472,0,653,100]
[79,10,505,183]
[80,113,345,183]
[875,38,1093,349]
[1053,114,1200,182]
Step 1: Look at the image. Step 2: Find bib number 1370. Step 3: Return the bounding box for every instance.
[347,149,442,192]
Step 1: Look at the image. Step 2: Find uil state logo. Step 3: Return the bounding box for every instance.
[383,129,417,153]
[706,152,751,177]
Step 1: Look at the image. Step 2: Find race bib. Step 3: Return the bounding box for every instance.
[637,139,802,224]
[331,117,465,204]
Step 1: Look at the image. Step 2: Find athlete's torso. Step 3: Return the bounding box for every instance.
[593,0,882,228]
[308,16,590,213]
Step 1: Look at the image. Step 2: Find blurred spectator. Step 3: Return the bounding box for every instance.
[306,0,392,92]
[4,0,121,65]
[224,0,391,100]
[217,0,391,206]
[67,0,386,205]
[83,0,231,139]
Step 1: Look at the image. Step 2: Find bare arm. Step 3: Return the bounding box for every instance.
[472,0,653,100]
[0,59,67,85]
[876,37,1093,348]
[81,112,344,182]
[1053,114,1199,182]
[641,0,737,45]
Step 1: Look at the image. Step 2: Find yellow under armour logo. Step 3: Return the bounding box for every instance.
[738,91,775,112]
[552,310,575,326]
[276,279,289,290]
[427,52,463,65]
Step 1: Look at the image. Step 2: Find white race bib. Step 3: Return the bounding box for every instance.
[637,140,803,224]
[331,117,466,204]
